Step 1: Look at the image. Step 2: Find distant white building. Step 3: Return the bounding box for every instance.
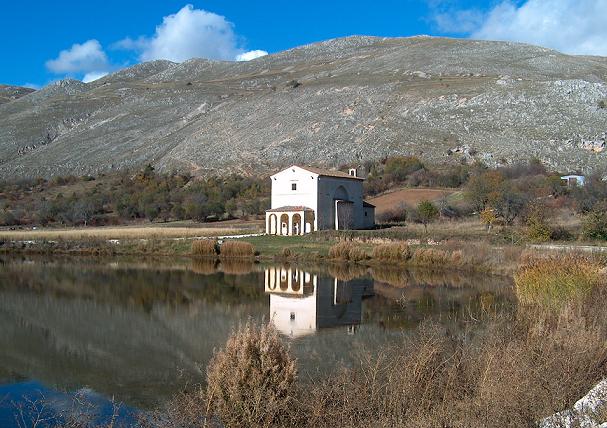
[265,165,375,235]
[560,174,586,186]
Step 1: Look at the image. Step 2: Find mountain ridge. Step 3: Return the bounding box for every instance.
[1,35,606,179]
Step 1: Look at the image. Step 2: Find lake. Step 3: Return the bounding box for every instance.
[0,255,513,426]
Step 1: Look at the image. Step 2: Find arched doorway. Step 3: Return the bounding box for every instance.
[267,214,278,235]
[333,186,352,230]
[292,214,302,236]
[280,214,289,235]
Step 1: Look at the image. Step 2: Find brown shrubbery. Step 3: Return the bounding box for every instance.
[191,239,218,256]
[219,240,255,258]
[155,295,607,428]
[206,322,297,428]
[412,247,461,266]
[514,255,603,309]
[328,242,368,261]
[372,242,411,262]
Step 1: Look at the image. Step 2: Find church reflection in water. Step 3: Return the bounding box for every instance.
[264,266,374,337]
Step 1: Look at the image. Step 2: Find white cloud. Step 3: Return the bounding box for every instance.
[116,4,242,62]
[82,71,109,83]
[470,0,607,56]
[236,50,269,62]
[46,40,110,73]
[116,4,267,62]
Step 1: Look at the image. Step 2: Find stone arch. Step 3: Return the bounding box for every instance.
[267,214,278,235]
[280,214,289,236]
[292,214,302,236]
[334,185,350,201]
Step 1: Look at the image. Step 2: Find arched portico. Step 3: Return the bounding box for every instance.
[265,206,315,236]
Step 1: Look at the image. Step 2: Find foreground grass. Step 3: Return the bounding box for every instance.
[151,294,607,428]
[0,225,253,240]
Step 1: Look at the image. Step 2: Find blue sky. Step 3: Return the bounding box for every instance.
[2,0,606,88]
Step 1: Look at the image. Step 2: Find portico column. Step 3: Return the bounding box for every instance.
[299,211,305,235]
[288,213,294,236]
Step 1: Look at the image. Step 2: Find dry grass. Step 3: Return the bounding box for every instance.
[155,295,607,428]
[412,247,458,266]
[372,242,411,262]
[514,255,603,309]
[191,239,218,256]
[219,240,256,258]
[206,322,297,428]
[0,226,245,241]
[328,241,368,261]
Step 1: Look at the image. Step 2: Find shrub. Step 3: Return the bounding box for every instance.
[206,322,297,427]
[412,248,453,266]
[526,206,552,242]
[416,200,439,233]
[514,256,603,309]
[582,207,607,240]
[281,247,292,258]
[191,239,218,256]
[328,242,368,261]
[372,242,411,262]
[220,240,255,257]
[599,99,607,109]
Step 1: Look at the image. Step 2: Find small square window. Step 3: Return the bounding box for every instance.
[291,183,297,191]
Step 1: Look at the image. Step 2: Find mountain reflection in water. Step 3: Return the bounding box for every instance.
[0,256,513,425]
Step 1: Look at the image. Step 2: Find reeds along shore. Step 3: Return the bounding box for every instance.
[144,254,607,428]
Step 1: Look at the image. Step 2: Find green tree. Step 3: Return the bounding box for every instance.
[526,204,552,242]
[582,205,607,240]
[417,200,439,233]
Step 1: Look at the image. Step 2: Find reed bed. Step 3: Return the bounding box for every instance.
[219,240,256,258]
[191,239,218,256]
[372,242,411,262]
[328,242,368,261]
[514,255,603,308]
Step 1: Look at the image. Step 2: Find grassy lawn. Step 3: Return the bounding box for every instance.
[241,235,336,257]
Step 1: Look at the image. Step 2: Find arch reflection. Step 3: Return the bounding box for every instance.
[264,266,373,337]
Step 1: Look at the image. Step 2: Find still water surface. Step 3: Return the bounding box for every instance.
[0,256,513,426]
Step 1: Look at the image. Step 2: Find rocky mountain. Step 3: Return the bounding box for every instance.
[1,36,607,179]
[0,84,35,105]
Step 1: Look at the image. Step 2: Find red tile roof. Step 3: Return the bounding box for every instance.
[266,206,314,213]
[296,165,364,180]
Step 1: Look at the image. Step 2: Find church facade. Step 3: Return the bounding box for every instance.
[265,165,375,236]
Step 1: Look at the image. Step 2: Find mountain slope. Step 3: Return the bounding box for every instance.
[0,84,36,105]
[1,36,606,179]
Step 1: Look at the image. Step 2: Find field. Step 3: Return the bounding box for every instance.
[0,220,263,241]
[368,187,460,214]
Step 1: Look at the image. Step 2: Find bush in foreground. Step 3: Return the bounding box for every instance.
[191,239,218,256]
[206,322,297,427]
[328,242,367,261]
[219,240,255,257]
[372,242,411,262]
[514,256,603,308]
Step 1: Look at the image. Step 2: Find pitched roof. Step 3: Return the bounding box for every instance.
[266,206,314,213]
[295,165,364,180]
[363,201,376,208]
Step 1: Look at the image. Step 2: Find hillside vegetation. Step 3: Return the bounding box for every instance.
[1,36,607,179]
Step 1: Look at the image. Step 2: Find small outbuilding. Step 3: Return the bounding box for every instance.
[560,174,586,187]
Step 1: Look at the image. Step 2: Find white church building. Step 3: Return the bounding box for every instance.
[265,165,375,235]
